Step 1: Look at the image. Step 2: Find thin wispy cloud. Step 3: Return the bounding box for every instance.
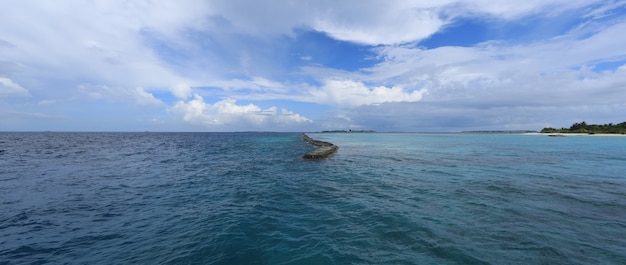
[1,0,624,131]
[0,77,29,97]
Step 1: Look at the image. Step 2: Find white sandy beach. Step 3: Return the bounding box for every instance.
[524,133,626,137]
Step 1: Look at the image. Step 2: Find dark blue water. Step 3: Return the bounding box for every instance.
[1,132,625,264]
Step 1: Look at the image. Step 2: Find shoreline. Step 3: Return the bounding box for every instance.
[525,132,626,137]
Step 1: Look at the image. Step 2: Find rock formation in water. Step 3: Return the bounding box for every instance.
[301,133,338,159]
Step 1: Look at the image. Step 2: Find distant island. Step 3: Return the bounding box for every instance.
[462,130,537,134]
[541,121,626,134]
[321,130,376,133]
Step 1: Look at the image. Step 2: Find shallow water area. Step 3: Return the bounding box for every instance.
[1,132,625,264]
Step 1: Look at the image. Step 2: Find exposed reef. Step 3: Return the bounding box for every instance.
[301,133,338,159]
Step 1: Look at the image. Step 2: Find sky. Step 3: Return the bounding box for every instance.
[1,0,626,132]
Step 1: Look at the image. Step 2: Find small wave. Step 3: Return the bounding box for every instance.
[1,132,625,264]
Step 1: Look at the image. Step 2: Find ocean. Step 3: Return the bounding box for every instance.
[1,132,625,264]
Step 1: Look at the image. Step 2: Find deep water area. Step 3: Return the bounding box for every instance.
[1,132,625,264]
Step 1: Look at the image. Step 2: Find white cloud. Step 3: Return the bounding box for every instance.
[208,1,446,45]
[582,1,626,19]
[457,0,598,19]
[357,18,626,99]
[0,0,621,131]
[208,0,603,45]
[79,84,163,106]
[0,77,29,97]
[133,87,163,106]
[312,3,446,45]
[0,1,208,98]
[0,1,610,89]
[300,12,626,130]
[171,83,192,99]
[332,46,626,130]
[0,1,610,92]
[308,79,427,107]
[207,77,287,93]
[170,94,311,129]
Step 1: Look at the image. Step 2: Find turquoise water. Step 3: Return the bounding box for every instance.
[1,132,625,264]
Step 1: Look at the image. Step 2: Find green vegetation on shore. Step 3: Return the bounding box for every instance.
[541,121,626,134]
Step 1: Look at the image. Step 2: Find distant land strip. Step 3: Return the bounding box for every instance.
[321,130,375,133]
[462,130,537,134]
[301,133,339,159]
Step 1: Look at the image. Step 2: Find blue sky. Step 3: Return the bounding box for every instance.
[1,0,626,132]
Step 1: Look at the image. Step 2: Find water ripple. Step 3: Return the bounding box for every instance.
[1,132,625,264]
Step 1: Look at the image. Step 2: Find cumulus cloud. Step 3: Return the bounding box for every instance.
[308,79,426,106]
[312,3,445,45]
[171,83,192,99]
[170,94,311,130]
[0,77,29,97]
